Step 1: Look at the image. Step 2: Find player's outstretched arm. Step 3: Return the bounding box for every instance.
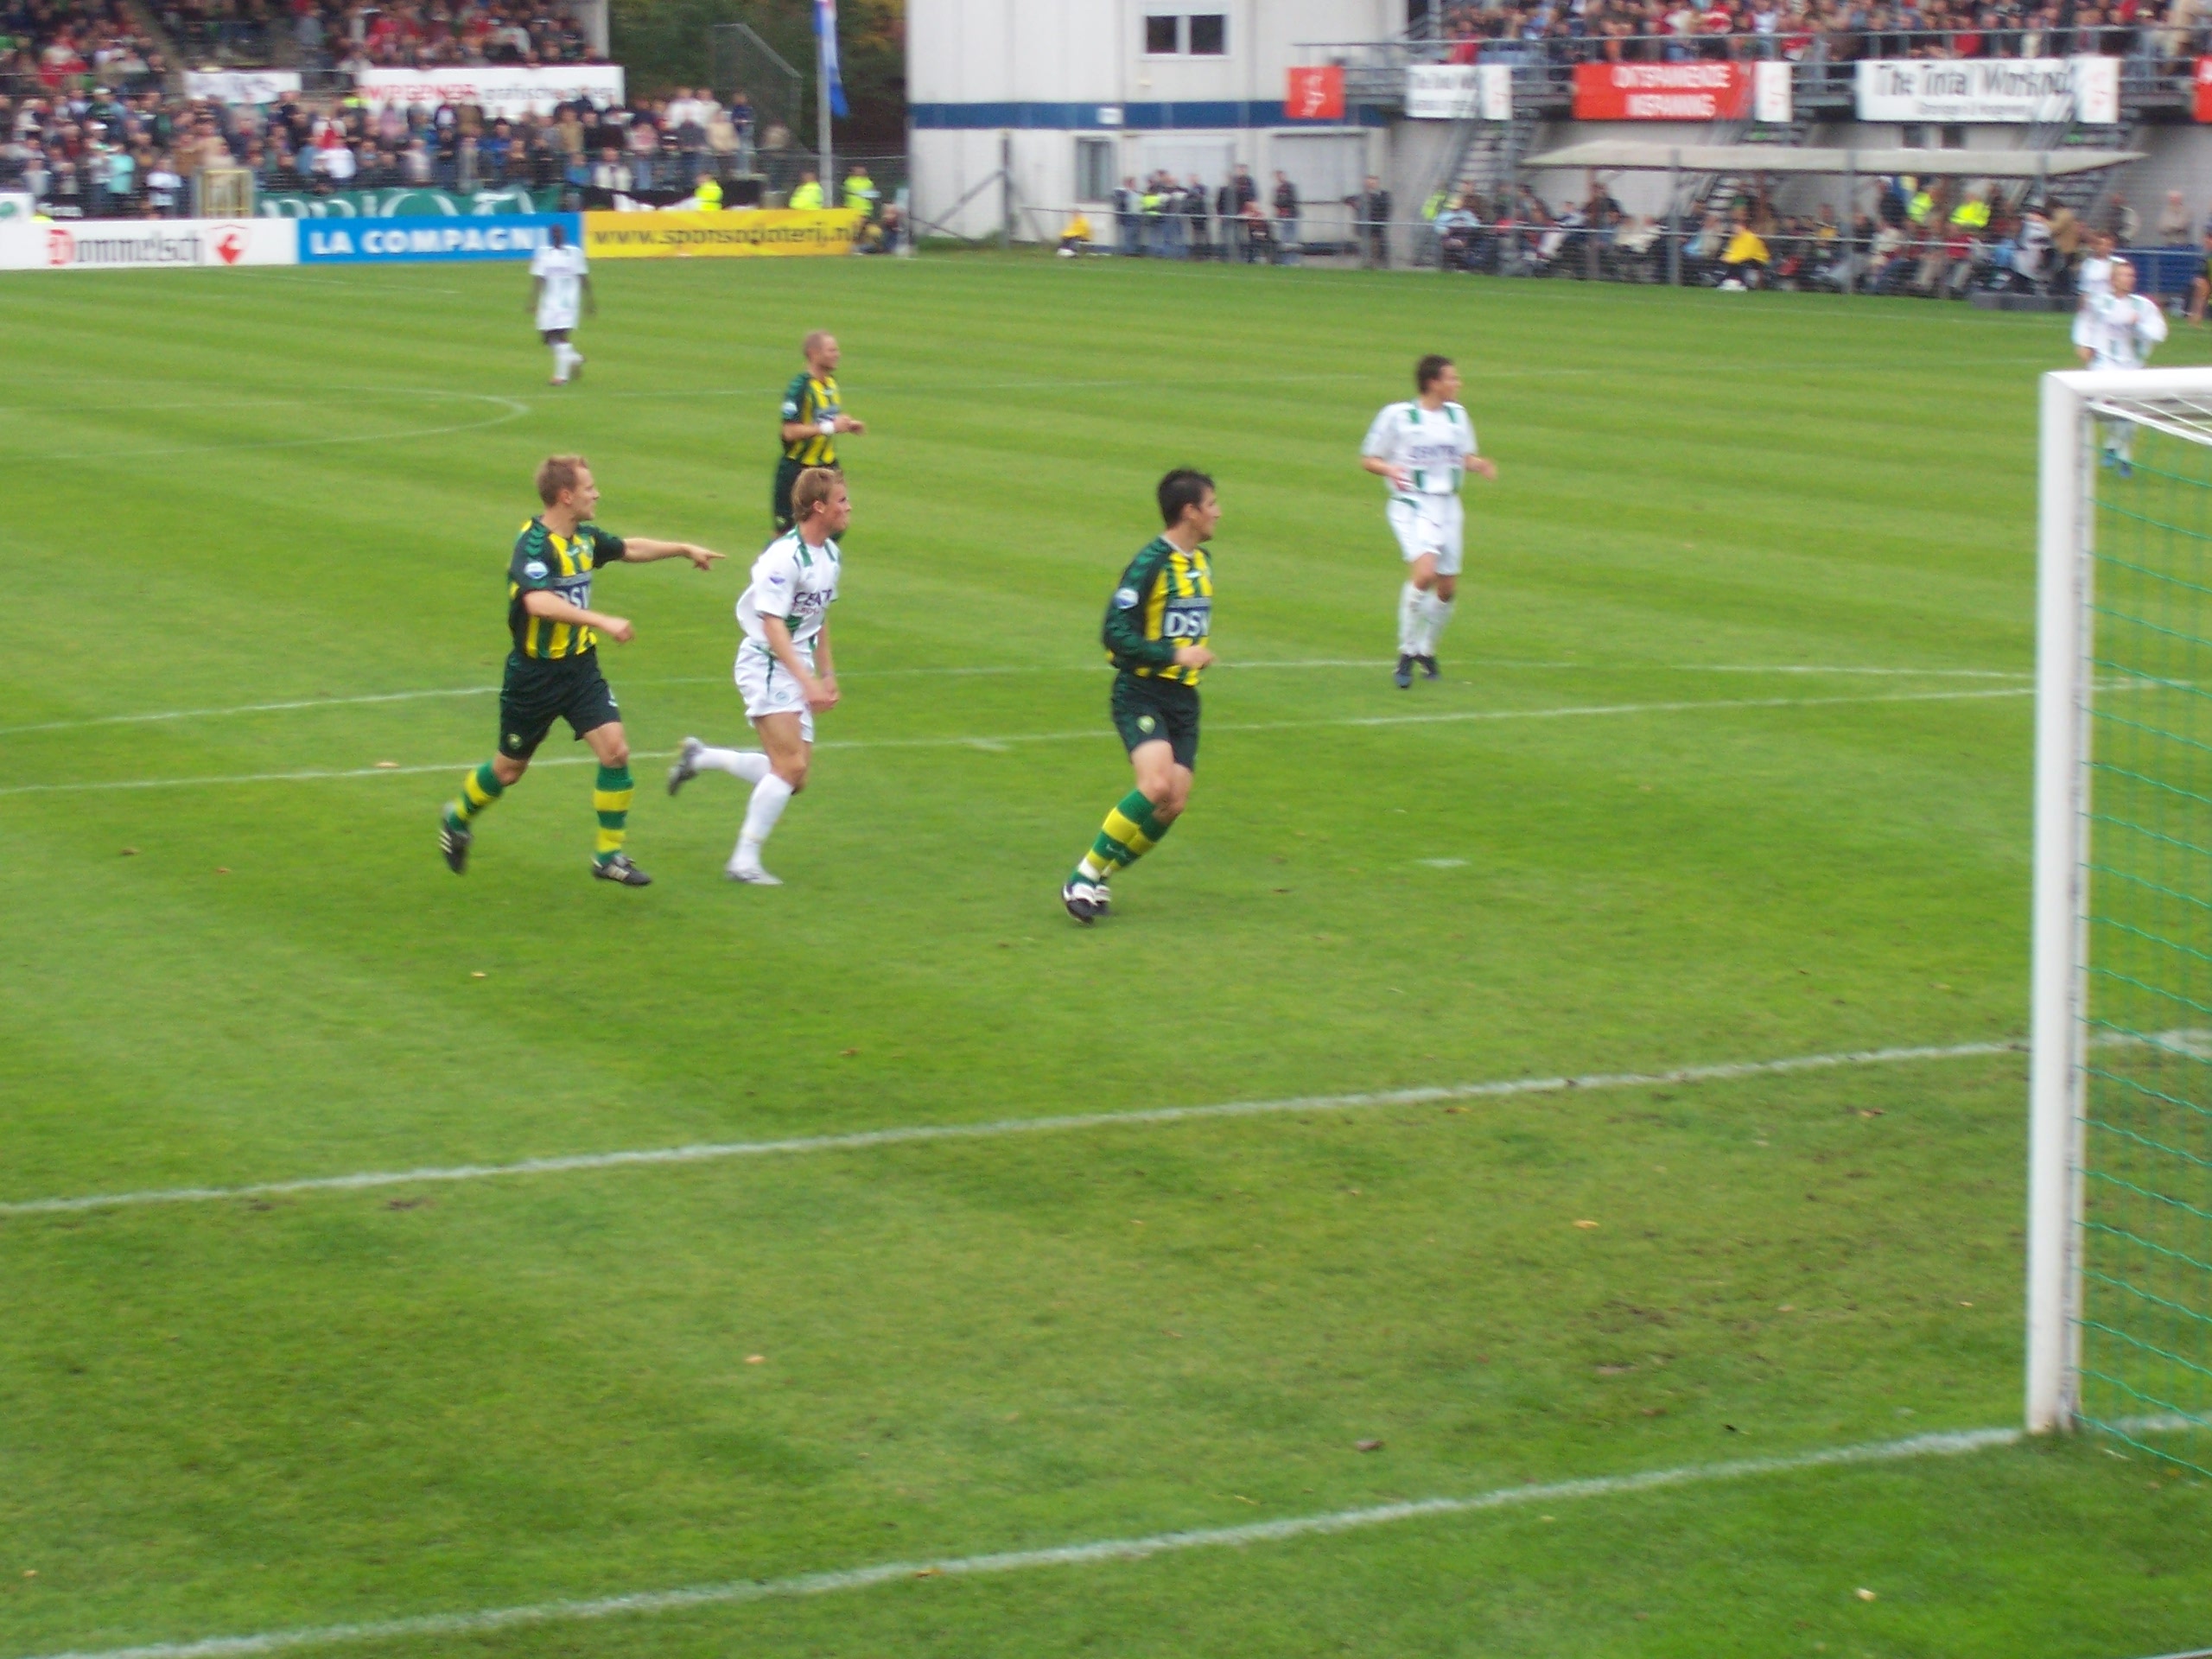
[522,588,632,643]
[620,539,726,570]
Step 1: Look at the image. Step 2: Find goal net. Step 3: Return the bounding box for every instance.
[2031,368,2212,1471]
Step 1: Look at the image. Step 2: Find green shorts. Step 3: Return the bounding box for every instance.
[499,651,620,760]
[1111,672,1200,772]
[772,457,840,532]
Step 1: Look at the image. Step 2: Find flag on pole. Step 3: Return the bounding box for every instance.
[817,0,849,118]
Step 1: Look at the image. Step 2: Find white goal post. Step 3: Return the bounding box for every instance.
[2029,366,2212,1452]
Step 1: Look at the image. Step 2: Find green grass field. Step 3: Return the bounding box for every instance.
[5,252,2210,1658]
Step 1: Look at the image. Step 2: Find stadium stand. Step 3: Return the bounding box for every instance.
[0,0,166,94]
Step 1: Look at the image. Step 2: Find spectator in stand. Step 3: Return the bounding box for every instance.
[1354,173,1390,268]
[2188,226,2212,324]
[590,143,629,194]
[2158,189,2191,245]
[1185,173,1211,258]
[1272,168,1300,264]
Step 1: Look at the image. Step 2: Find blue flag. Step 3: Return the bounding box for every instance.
[817,0,849,119]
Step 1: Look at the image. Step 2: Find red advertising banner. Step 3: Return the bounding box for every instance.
[1572,62,1751,120]
[2196,54,2212,122]
[1285,66,1345,122]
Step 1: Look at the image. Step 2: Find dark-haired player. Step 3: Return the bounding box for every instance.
[1062,468,1218,923]
[439,454,724,886]
[1360,353,1497,689]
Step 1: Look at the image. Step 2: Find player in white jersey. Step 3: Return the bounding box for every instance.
[2076,230,2116,312]
[529,223,592,386]
[2074,257,2170,477]
[1361,354,1497,689]
[665,466,848,884]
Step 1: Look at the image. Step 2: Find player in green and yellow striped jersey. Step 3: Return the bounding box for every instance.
[774,330,866,532]
[439,455,724,887]
[1063,468,1219,923]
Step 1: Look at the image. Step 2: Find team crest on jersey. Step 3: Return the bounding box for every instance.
[1113,586,1141,609]
[1137,715,1157,734]
[524,559,548,580]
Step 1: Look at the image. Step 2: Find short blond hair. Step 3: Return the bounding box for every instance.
[802,328,833,358]
[792,466,842,521]
[535,454,589,505]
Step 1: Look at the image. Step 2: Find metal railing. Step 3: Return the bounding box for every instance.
[1295,29,2203,109]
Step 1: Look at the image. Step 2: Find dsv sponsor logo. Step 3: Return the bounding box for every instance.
[1161,601,1210,639]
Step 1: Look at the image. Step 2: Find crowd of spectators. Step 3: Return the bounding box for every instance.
[1427,0,2212,66]
[282,0,601,73]
[0,81,787,215]
[1424,173,2204,298]
[1,0,165,92]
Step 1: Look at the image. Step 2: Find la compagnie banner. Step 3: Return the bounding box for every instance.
[582,208,862,259]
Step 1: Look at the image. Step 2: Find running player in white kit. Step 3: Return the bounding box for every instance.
[2074,256,2169,478]
[665,467,849,884]
[529,223,592,385]
[1360,355,1497,689]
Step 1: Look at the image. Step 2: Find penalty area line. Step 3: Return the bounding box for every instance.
[0,1034,2028,1218]
[11,1425,2024,1659]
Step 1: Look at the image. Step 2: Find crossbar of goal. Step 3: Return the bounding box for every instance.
[2031,366,2212,1465]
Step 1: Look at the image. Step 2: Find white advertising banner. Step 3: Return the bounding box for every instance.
[0,217,299,270]
[1754,59,1793,124]
[184,69,302,103]
[1407,64,1478,120]
[355,65,626,117]
[1406,64,1513,120]
[1854,56,2113,122]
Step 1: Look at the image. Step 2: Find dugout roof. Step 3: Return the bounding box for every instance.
[1521,142,2144,177]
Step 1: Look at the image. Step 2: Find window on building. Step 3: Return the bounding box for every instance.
[1144,14,1229,54]
[1076,137,1116,202]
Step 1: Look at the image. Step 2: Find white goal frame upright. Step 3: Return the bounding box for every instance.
[2027,365,2212,1433]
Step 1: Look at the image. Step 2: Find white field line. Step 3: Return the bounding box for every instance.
[0,664,2030,741]
[0,1034,2027,1219]
[0,685,2039,798]
[3,393,530,466]
[3,1426,2032,1659]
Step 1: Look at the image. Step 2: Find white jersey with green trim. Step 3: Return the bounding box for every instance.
[736,528,841,652]
[1363,399,1477,496]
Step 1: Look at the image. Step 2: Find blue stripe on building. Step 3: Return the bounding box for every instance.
[909,100,1385,130]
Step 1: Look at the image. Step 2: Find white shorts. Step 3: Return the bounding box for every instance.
[537,305,580,335]
[1387,492,1464,575]
[734,640,814,744]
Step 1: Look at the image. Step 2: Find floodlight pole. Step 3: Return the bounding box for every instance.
[817,15,834,198]
[2026,369,2094,1433]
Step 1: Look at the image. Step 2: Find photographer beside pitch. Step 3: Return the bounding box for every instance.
[440,455,724,887]
[1063,469,1219,923]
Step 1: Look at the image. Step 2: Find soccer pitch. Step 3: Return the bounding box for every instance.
[5,253,2210,1657]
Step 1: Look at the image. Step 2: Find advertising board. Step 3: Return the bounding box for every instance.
[1853,57,2114,122]
[582,208,861,259]
[297,213,579,263]
[1572,62,1751,120]
[2,217,298,270]
[257,187,559,219]
[1407,64,1513,121]
[355,66,626,118]
[184,69,302,103]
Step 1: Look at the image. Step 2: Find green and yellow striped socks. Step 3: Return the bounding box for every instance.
[445,761,505,829]
[1077,788,1171,882]
[593,765,634,865]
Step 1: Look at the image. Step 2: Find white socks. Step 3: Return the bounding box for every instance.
[551,342,580,381]
[696,745,771,784]
[1401,585,1456,657]
[1419,593,1455,656]
[734,773,793,868]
